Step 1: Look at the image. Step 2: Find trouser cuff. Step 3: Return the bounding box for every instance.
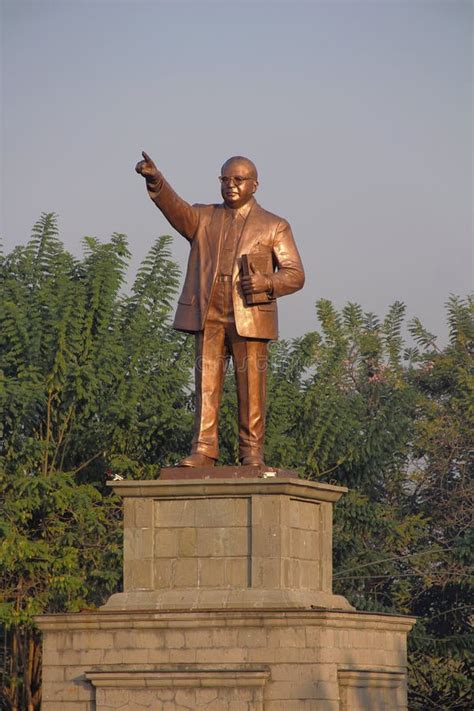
[192,443,219,459]
[238,446,264,459]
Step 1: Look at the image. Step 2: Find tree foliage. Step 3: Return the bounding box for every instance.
[0,214,193,710]
[0,215,472,710]
[295,296,473,711]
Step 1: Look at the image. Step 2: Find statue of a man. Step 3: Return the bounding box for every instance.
[136,152,305,467]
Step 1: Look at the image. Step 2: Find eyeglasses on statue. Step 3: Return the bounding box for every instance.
[218,176,255,186]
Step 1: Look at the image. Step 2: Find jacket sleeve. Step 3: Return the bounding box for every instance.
[147,175,199,242]
[269,219,305,298]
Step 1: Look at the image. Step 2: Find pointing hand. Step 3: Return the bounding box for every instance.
[135,151,161,185]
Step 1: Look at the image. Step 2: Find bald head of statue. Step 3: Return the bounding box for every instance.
[220,156,259,209]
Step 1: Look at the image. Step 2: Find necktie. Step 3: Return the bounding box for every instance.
[220,211,240,275]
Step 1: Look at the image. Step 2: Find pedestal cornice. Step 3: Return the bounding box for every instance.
[107,475,348,503]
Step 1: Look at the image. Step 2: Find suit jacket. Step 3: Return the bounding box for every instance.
[148,176,305,340]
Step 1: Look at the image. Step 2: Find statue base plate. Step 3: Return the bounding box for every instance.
[159,465,299,480]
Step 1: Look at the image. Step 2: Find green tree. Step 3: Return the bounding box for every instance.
[297,299,415,489]
[0,214,193,710]
[1,215,471,710]
[405,296,473,710]
[293,297,473,710]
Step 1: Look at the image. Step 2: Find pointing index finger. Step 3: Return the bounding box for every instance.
[142,150,152,163]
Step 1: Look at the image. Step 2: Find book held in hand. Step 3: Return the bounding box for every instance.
[241,253,273,306]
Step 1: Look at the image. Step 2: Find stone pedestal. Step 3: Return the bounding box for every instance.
[37,471,415,710]
[103,476,352,612]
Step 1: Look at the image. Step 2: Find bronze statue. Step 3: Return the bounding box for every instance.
[135,152,305,467]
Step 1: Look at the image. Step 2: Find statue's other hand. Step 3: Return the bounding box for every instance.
[241,263,272,295]
[135,151,160,184]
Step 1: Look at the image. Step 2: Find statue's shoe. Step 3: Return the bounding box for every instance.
[240,455,265,466]
[177,453,216,467]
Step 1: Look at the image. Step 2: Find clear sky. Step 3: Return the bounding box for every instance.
[1,0,472,341]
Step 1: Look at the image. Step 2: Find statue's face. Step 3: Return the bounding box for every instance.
[220,158,258,209]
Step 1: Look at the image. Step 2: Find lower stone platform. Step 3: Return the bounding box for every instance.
[38,608,415,711]
[36,473,416,709]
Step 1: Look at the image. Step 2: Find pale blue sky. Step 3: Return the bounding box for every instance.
[1,0,472,341]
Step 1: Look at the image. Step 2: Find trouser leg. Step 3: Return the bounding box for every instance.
[191,319,228,460]
[230,329,268,460]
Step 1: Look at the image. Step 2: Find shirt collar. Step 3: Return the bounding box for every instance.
[224,197,255,220]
